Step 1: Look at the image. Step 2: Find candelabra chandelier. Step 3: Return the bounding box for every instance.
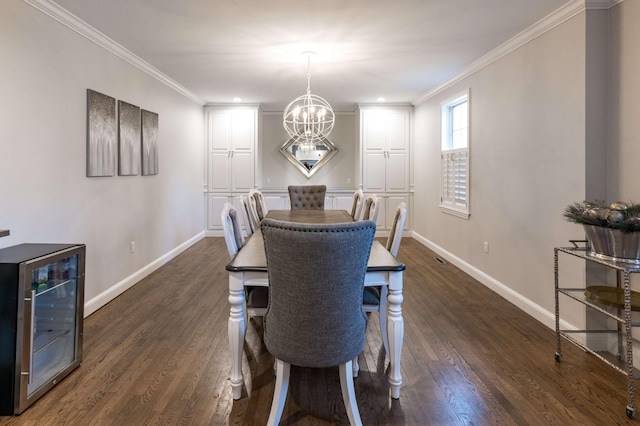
[283,52,335,147]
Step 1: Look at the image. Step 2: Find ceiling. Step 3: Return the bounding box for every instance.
[53,0,571,111]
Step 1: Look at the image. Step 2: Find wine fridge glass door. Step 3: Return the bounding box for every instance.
[17,249,83,414]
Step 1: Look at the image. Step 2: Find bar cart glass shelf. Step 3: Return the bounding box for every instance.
[555,240,640,419]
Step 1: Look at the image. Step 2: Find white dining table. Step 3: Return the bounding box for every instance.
[225,210,406,400]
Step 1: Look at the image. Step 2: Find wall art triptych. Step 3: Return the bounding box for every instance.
[141,109,159,176]
[117,100,141,176]
[86,89,159,177]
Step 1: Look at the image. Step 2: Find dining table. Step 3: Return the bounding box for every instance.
[225,209,406,400]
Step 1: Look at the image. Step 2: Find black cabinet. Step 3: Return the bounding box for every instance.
[0,244,85,415]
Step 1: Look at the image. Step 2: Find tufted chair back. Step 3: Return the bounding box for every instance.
[288,185,327,210]
[350,189,364,219]
[221,203,245,259]
[238,196,255,237]
[261,218,375,425]
[248,189,267,220]
[359,194,380,222]
[386,202,407,257]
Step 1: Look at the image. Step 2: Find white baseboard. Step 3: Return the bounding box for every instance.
[206,229,223,237]
[84,231,206,317]
[411,232,640,367]
[410,231,576,332]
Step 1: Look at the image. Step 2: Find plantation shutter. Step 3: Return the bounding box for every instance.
[441,148,468,208]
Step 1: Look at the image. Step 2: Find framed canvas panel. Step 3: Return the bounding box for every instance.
[86,89,116,177]
[118,100,141,176]
[141,110,159,176]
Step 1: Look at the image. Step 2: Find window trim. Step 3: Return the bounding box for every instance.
[439,90,470,219]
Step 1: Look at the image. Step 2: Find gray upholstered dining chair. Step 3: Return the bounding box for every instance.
[221,202,245,258]
[358,194,380,222]
[248,189,267,221]
[261,218,376,426]
[238,195,257,237]
[386,202,407,258]
[358,201,407,372]
[287,185,327,210]
[221,203,268,318]
[350,189,364,220]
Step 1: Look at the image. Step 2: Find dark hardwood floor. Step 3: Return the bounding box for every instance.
[1,237,636,425]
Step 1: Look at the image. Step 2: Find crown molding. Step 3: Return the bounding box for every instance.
[204,103,262,109]
[356,102,414,109]
[413,0,621,105]
[259,110,356,116]
[24,0,204,106]
[586,0,623,9]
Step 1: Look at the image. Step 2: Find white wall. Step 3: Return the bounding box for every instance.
[606,1,640,356]
[412,12,588,328]
[0,2,205,315]
[259,112,356,190]
[608,0,640,202]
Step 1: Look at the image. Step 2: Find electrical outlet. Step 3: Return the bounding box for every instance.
[130,241,136,253]
[483,241,489,254]
[347,177,351,184]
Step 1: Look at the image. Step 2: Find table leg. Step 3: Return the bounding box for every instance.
[228,274,247,400]
[387,272,404,399]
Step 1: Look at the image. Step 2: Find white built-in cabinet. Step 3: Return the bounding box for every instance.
[205,104,412,236]
[358,106,411,232]
[206,106,259,231]
[328,194,356,211]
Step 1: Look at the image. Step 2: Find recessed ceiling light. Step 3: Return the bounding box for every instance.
[377,97,386,102]
[233,97,242,102]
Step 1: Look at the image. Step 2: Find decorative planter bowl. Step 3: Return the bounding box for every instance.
[583,224,640,264]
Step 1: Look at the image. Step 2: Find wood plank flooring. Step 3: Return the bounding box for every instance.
[0,237,636,425]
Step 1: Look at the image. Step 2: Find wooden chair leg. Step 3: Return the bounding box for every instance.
[339,361,363,426]
[267,359,290,426]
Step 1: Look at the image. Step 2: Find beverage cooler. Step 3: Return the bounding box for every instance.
[0,244,85,415]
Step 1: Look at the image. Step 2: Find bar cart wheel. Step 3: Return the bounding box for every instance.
[627,406,635,419]
[554,352,562,362]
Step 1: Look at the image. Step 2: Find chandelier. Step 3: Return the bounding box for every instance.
[283,52,335,148]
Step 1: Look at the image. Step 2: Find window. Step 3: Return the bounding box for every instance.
[440,91,470,219]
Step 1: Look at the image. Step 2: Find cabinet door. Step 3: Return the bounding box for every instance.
[230,151,254,192]
[207,108,256,193]
[362,110,387,151]
[208,194,232,230]
[13,246,85,415]
[263,193,289,211]
[209,111,231,151]
[208,110,232,191]
[387,111,409,152]
[27,274,79,397]
[209,152,230,191]
[361,108,410,193]
[385,194,409,230]
[386,151,408,192]
[331,194,354,212]
[363,152,386,192]
[231,109,255,152]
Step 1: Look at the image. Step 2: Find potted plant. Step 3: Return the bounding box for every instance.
[564,200,640,262]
